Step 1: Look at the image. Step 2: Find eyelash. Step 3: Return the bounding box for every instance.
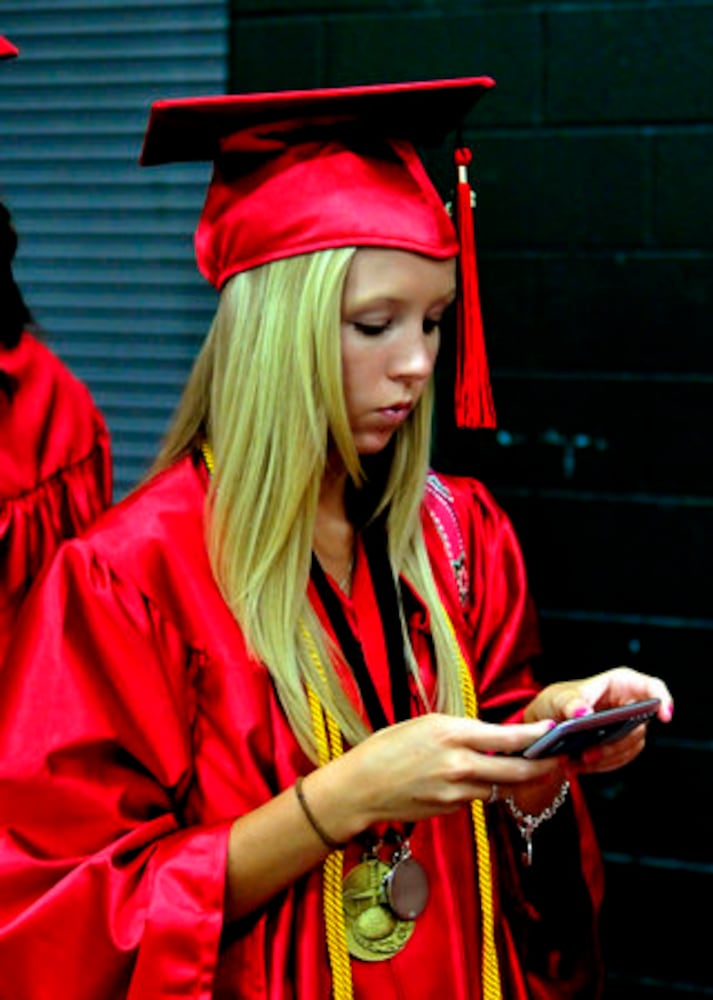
[353,318,441,337]
[353,321,389,336]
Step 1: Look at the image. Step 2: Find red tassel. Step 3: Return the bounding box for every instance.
[453,147,496,430]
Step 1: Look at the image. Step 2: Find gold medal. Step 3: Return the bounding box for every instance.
[342,858,415,961]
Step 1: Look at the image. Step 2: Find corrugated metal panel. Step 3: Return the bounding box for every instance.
[0,0,228,496]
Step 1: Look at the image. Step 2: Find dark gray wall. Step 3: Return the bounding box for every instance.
[230,2,711,997]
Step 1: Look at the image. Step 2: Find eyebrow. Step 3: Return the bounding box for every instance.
[345,288,457,312]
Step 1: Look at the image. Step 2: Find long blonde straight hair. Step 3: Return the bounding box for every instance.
[153,248,465,760]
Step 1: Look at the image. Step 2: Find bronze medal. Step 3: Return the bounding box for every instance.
[342,859,415,961]
[382,855,429,920]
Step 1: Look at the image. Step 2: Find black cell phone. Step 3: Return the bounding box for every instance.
[521,698,661,760]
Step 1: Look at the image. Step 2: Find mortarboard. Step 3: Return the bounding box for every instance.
[140,78,496,428]
[0,35,18,59]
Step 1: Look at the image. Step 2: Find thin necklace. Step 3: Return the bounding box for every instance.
[338,554,354,594]
[313,548,354,595]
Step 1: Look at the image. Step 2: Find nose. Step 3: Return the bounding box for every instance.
[390,322,438,385]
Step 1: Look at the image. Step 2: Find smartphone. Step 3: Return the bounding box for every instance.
[521,698,661,760]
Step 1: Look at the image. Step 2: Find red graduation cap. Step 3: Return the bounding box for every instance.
[140,77,496,428]
[0,35,18,59]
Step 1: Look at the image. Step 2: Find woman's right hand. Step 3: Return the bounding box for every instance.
[307,713,561,843]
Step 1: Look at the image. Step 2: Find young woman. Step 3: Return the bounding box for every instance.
[0,78,671,999]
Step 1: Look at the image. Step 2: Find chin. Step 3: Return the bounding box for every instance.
[354,431,396,456]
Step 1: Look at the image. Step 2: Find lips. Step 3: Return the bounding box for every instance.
[375,402,413,426]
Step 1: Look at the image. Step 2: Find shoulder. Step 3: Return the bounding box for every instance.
[0,331,108,495]
[85,455,207,577]
[4,454,250,695]
[23,457,228,660]
[5,331,104,426]
[423,470,513,537]
[422,470,527,598]
[419,471,515,612]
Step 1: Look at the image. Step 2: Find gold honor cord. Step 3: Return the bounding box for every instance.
[200,442,500,998]
[302,624,354,1000]
[450,617,503,1000]
[201,440,215,475]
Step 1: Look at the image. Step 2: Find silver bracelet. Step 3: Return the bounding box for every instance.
[504,779,571,867]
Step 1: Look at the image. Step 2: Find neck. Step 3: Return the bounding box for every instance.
[314,458,354,594]
[318,453,349,518]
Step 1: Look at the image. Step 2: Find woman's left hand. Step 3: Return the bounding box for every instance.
[523,666,674,774]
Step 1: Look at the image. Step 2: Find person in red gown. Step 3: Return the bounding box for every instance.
[0,78,671,998]
[0,203,112,665]
[0,35,112,663]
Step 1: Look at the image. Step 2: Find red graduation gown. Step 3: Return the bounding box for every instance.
[0,453,603,998]
[0,331,112,665]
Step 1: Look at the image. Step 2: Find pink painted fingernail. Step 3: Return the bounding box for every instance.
[573,706,591,718]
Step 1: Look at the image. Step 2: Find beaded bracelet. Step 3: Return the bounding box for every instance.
[504,779,571,867]
[295,775,346,851]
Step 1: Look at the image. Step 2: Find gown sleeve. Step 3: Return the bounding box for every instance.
[0,539,231,1000]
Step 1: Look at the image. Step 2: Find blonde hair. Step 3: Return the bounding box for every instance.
[154,248,465,760]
